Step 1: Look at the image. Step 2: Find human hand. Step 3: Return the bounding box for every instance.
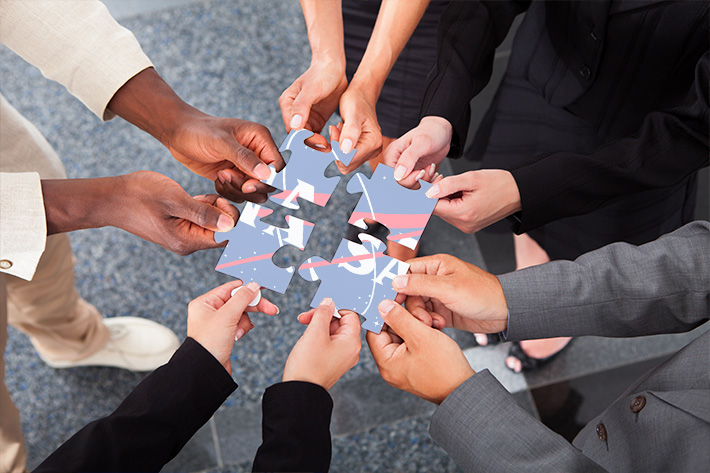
[383,116,452,188]
[367,300,475,404]
[392,254,509,334]
[334,86,383,173]
[112,171,240,255]
[279,61,348,137]
[424,169,522,233]
[188,281,280,372]
[282,298,361,390]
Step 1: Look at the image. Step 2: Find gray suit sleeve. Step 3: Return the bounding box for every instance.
[501,221,710,341]
[430,370,607,473]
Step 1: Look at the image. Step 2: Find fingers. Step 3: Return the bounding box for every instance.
[335,310,362,337]
[304,132,331,151]
[366,326,398,364]
[392,273,459,303]
[192,194,240,224]
[304,298,337,337]
[297,308,316,325]
[191,280,244,311]
[329,124,342,142]
[424,173,471,200]
[234,312,253,341]
[217,281,261,323]
[378,300,426,346]
[279,81,303,132]
[171,187,236,233]
[382,134,410,169]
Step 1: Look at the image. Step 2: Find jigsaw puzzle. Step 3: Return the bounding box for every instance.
[214,129,437,333]
[298,234,410,334]
[263,128,355,209]
[214,201,314,293]
[346,164,437,250]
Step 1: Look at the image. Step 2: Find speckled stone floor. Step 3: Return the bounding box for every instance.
[3,1,707,472]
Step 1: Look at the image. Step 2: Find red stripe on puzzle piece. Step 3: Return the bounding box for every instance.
[299,251,387,270]
[216,252,274,270]
[348,212,431,228]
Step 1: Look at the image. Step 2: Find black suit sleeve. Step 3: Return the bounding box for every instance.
[252,381,333,473]
[421,0,530,157]
[508,52,709,233]
[33,337,237,473]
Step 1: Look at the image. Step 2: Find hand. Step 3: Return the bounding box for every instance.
[113,171,240,255]
[392,254,509,334]
[279,61,348,136]
[383,116,452,188]
[334,86,383,173]
[425,169,522,234]
[188,281,280,372]
[367,300,475,404]
[165,113,284,204]
[283,298,361,390]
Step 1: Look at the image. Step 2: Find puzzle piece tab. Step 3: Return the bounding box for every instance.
[298,234,409,333]
[263,129,355,209]
[215,202,314,293]
[346,164,436,250]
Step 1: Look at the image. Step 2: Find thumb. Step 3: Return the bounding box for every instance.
[217,281,261,323]
[290,87,321,131]
[378,299,426,347]
[173,192,235,232]
[304,297,337,338]
[394,137,433,181]
[424,173,471,199]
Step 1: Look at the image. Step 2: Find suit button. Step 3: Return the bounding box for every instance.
[590,30,598,41]
[0,259,12,270]
[579,65,592,80]
[596,423,607,442]
[630,395,646,413]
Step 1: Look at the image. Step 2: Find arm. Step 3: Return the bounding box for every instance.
[34,281,276,473]
[507,52,710,233]
[252,300,361,472]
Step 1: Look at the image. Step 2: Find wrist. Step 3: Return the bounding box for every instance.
[420,116,453,138]
[42,176,121,234]
[347,74,383,104]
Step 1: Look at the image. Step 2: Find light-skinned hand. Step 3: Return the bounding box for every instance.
[425,169,523,234]
[383,116,453,188]
[392,254,510,334]
[367,299,475,405]
[335,86,383,173]
[187,281,280,372]
[283,298,361,390]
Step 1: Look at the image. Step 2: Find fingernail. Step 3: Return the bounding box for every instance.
[220,170,232,184]
[320,297,333,307]
[217,173,226,184]
[243,184,257,193]
[314,143,326,149]
[275,306,280,315]
[393,275,408,290]
[297,313,303,322]
[415,169,426,181]
[246,282,260,292]
[379,299,395,314]
[250,323,255,330]
[254,163,270,180]
[425,184,440,198]
[340,139,353,154]
[235,328,245,341]
[290,114,303,129]
[394,165,407,181]
[217,214,234,231]
[428,163,436,177]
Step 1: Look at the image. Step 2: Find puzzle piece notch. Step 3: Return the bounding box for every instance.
[215,201,314,293]
[298,234,409,333]
[345,164,436,250]
[262,129,356,209]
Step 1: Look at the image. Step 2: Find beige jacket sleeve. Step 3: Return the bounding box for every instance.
[0,0,153,121]
[0,173,46,281]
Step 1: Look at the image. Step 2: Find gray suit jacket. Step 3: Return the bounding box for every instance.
[430,221,710,472]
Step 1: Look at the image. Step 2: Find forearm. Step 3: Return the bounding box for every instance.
[348,0,430,102]
[107,68,204,147]
[502,221,710,340]
[300,0,346,71]
[431,371,606,472]
[41,176,122,235]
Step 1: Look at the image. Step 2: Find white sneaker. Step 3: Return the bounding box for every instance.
[40,317,180,372]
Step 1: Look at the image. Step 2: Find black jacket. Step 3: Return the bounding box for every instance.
[33,338,333,473]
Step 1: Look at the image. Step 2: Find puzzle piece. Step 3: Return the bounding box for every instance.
[215,201,314,293]
[298,234,409,333]
[346,164,436,250]
[263,129,356,209]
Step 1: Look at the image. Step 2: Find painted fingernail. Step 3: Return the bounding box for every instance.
[393,275,408,290]
[253,163,270,180]
[275,306,280,315]
[425,184,440,198]
[340,139,353,154]
[379,299,395,314]
[290,114,303,129]
[320,297,333,307]
[394,165,407,181]
[415,169,426,181]
[243,184,257,193]
[217,214,235,231]
[428,163,436,177]
[235,328,245,341]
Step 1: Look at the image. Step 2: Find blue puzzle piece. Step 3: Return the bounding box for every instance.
[215,202,314,293]
[346,164,437,250]
[263,129,355,209]
[298,234,409,333]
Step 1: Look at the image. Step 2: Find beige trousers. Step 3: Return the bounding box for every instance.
[0,96,109,473]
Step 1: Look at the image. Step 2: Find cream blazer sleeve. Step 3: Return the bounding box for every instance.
[0,173,46,281]
[0,0,154,120]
